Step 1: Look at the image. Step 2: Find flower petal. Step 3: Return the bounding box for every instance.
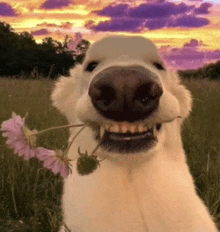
[36,148,55,161]
[51,161,62,175]
[43,156,57,169]
[60,165,72,178]
[1,113,39,159]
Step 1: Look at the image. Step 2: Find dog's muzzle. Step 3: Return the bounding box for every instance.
[88,65,163,153]
[89,65,163,122]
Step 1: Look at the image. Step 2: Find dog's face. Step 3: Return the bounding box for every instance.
[52,35,192,156]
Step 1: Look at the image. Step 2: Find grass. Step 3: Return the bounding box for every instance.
[0,77,68,232]
[182,79,220,227]
[0,77,219,231]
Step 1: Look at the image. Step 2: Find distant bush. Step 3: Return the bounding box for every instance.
[178,60,220,80]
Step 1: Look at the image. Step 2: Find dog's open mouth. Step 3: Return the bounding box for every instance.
[96,122,162,153]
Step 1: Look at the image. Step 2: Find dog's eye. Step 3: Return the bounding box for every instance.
[85,61,99,72]
[153,62,165,70]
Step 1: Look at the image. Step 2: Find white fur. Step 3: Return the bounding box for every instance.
[51,35,218,232]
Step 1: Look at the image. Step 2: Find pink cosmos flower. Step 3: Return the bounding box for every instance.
[36,148,72,178]
[0,113,92,178]
[1,112,38,159]
[68,32,82,51]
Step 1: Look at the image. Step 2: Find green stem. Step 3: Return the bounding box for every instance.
[31,123,85,136]
[91,143,101,155]
[91,143,106,162]
[63,124,88,157]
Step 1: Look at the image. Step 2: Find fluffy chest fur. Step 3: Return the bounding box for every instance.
[62,139,215,232]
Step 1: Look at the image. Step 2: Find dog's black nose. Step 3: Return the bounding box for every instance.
[89,66,163,122]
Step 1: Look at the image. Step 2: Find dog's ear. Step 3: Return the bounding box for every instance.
[169,71,193,119]
[51,64,82,123]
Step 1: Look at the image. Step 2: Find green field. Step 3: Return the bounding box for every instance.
[0,77,219,231]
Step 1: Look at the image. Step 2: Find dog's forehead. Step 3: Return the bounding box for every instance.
[86,36,160,61]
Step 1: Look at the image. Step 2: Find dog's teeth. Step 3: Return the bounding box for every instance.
[110,124,119,133]
[130,125,136,133]
[121,125,128,133]
[100,126,105,138]
[153,125,158,136]
[102,123,156,134]
[105,124,111,131]
[137,124,144,133]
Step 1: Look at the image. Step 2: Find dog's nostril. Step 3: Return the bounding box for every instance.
[140,97,148,106]
[135,83,162,106]
[149,83,163,99]
[92,85,116,109]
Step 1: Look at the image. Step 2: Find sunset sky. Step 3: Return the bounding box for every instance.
[0,0,219,70]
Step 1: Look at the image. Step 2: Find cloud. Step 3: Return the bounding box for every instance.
[37,22,73,29]
[0,3,16,16]
[95,2,194,19]
[95,4,129,17]
[183,39,204,48]
[206,50,220,60]
[84,20,96,30]
[37,22,58,28]
[61,22,73,29]
[143,14,209,30]
[129,2,194,19]
[194,2,212,14]
[171,15,208,28]
[31,29,50,36]
[93,1,210,32]
[174,15,209,27]
[94,18,145,32]
[159,41,220,70]
[41,0,74,9]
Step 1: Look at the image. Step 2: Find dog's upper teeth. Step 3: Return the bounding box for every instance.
[121,125,128,133]
[130,125,136,133]
[100,123,152,136]
[138,124,144,133]
[110,124,120,133]
[104,124,112,131]
[100,126,105,138]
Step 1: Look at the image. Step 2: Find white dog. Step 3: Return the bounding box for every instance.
[52,35,218,232]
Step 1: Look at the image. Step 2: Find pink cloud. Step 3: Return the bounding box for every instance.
[37,22,73,29]
[159,43,220,70]
[183,39,205,48]
[31,29,50,36]
[84,20,96,30]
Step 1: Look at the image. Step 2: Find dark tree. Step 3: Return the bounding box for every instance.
[0,21,90,79]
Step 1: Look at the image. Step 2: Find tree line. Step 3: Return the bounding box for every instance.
[0,21,219,80]
[178,60,220,80]
[0,21,89,79]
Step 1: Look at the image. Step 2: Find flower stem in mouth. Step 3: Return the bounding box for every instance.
[63,124,88,157]
[91,143,101,155]
[29,123,86,136]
